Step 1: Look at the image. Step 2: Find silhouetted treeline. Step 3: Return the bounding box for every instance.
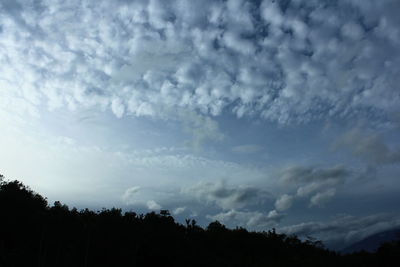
[0,175,399,267]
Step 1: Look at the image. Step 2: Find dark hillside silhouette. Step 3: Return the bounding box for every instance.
[341,228,400,254]
[0,174,399,267]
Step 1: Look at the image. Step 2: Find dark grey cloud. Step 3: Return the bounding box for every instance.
[279,165,350,207]
[281,165,349,185]
[185,180,271,210]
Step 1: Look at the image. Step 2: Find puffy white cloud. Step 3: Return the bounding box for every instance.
[173,206,186,215]
[111,98,125,118]
[207,208,283,229]
[122,186,141,205]
[147,200,162,210]
[275,194,294,211]
[1,0,399,126]
[309,188,336,207]
[296,178,341,198]
[260,0,284,27]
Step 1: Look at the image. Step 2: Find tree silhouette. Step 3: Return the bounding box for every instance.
[0,175,398,267]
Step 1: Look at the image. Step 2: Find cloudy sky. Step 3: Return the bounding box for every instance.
[1,0,400,249]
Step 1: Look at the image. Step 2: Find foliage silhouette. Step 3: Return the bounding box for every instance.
[0,175,398,266]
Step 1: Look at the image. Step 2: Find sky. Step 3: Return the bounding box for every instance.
[1,0,400,249]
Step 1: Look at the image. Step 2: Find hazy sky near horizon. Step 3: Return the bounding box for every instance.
[1,0,400,249]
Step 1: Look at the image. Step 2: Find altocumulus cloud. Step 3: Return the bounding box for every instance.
[1,0,400,126]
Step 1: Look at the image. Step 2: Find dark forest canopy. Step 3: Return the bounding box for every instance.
[0,175,399,267]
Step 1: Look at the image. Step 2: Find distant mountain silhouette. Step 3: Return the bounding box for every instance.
[342,228,400,254]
